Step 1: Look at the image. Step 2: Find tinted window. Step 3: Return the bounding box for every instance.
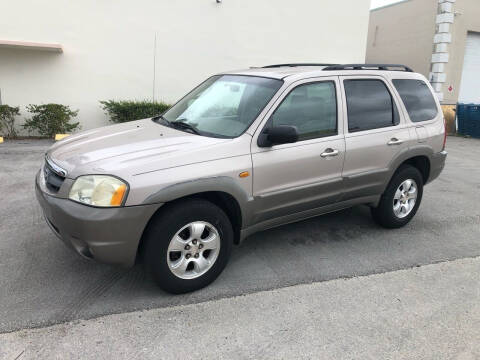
[344,80,399,132]
[393,79,438,122]
[271,82,337,141]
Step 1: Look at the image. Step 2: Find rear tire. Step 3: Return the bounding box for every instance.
[371,165,423,228]
[143,199,233,294]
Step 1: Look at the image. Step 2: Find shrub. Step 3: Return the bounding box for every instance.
[100,100,170,124]
[0,105,20,138]
[23,104,80,138]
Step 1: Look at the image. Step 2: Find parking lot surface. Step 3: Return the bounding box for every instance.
[2,257,480,359]
[1,136,479,333]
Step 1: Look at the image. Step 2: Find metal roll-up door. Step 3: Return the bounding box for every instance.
[458,32,480,103]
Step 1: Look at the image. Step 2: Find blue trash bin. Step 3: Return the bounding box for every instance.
[467,105,480,138]
[457,103,468,134]
[457,103,480,138]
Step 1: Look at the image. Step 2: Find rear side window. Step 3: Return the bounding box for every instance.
[344,79,400,132]
[392,79,438,122]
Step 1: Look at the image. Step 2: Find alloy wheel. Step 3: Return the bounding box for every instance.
[166,221,221,279]
[393,179,418,218]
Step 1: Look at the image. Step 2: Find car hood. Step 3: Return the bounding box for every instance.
[47,118,235,179]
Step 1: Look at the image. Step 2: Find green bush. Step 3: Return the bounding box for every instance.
[0,105,20,138]
[100,100,170,124]
[23,104,80,138]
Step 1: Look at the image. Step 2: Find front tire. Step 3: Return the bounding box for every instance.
[371,165,423,228]
[143,199,233,294]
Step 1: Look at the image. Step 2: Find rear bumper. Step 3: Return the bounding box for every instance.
[35,174,162,267]
[427,150,447,184]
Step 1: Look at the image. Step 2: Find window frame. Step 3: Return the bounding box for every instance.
[341,77,402,135]
[392,79,439,123]
[261,79,339,143]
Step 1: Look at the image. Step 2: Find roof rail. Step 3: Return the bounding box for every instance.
[323,64,414,72]
[262,63,338,68]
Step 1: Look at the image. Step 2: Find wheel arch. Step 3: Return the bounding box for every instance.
[383,146,433,194]
[136,177,250,262]
[401,155,430,184]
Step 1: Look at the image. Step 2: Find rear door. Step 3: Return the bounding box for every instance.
[250,77,345,225]
[340,76,411,200]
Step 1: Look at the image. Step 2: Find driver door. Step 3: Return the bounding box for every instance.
[250,77,345,225]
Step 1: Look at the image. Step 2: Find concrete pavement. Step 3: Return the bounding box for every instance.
[1,257,480,359]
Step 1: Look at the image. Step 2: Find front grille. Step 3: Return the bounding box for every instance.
[44,160,65,192]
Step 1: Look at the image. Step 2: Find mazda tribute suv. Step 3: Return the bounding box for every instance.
[36,64,447,293]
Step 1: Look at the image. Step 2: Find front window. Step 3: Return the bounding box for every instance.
[161,75,283,138]
[270,81,337,141]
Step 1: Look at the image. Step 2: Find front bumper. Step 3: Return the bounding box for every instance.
[35,173,163,267]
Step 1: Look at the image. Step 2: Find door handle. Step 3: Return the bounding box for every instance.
[387,138,404,145]
[320,148,339,157]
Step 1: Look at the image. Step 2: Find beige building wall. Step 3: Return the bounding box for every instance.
[443,0,480,104]
[366,0,480,105]
[366,0,438,77]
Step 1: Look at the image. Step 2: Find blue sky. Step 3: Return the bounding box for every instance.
[371,0,403,9]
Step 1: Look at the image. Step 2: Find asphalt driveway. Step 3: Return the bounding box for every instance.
[1,136,479,333]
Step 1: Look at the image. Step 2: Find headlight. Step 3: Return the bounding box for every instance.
[69,175,128,207]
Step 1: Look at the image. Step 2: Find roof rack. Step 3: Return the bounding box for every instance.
[323,64,414,72]
[262,63,338,68]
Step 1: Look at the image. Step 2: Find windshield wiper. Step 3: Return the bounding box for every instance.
[153,115,201,135]
[171,119,201,135]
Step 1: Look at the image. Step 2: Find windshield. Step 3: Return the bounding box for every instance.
[161,75,283,138]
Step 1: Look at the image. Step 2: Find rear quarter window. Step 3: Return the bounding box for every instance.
[392,79,438,122]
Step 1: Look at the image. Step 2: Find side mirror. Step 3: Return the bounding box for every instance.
[258,125,299,147]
